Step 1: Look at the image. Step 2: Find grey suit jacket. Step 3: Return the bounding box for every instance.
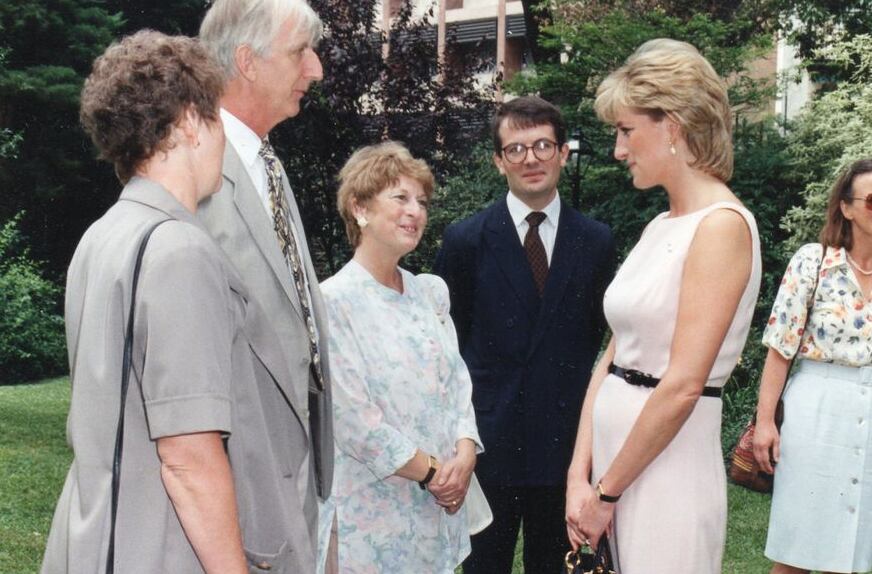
[197,144,334,543]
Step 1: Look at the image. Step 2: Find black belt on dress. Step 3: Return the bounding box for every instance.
[608,363,723,398]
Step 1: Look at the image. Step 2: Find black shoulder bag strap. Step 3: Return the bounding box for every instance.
[791,244,825,370]
[106,219,170,574]
[775,243,826,425]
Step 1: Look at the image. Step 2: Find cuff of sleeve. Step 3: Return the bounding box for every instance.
[456,427,484,454]
[145,393,232,439]
[371,443,418,481]
[761,336,796,361]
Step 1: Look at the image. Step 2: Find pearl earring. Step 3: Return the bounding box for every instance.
[356,216,368,228]
[669,141,677,156]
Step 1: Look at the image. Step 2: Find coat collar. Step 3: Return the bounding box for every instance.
[221,144,304,321]
[484,198,541,319]
[483,197,587,358]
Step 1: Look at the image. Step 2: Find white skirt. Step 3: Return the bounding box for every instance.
[592,374,727,574]
[765,360,872,573]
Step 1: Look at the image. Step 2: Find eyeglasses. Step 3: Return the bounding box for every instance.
[848,194,872,211]
[501,139,558,164]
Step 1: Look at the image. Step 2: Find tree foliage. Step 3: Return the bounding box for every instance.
[104,0,207,36]
[275,0,494,276]
[0,0,122,278]
[776,0,872,60]
[781,34,872,251]
[0,214,66,385]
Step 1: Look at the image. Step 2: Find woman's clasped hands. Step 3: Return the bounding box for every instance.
[565,481,614,551]
[427,439,476,515]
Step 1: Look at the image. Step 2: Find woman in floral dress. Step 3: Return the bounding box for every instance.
[317,142,482,573]
[754,158,872,574]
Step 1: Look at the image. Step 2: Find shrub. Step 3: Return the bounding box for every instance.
[0,214,66,384]
[781,35,872,252]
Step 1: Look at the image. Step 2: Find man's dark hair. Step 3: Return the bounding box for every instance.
[490,95,567,153]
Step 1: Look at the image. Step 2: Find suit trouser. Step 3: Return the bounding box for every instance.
[462,484,567,574]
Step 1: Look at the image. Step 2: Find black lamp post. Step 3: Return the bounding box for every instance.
[566,129,594,210]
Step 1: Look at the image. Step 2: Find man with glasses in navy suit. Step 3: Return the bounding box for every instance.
[435,95,616,574]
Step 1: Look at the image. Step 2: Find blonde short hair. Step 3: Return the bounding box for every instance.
[337,141,435,248]
[595,38,734,182]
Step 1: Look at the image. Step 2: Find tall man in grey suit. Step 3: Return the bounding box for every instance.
[198,0,332,568]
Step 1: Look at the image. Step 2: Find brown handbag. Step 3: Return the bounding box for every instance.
[728,245,824,493]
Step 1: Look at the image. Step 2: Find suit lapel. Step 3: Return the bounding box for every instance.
[222,146,304,322]
[244,307,309,439]
[527,203,584,359]
[278,163,332,381]
[483,199,540,319]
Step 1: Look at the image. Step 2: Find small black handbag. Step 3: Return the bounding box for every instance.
[564,538,616,574]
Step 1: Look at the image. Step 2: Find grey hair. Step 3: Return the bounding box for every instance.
[199,0,323,80]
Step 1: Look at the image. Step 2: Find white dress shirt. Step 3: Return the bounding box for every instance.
[220,108,273,218]
[506,191,561,264]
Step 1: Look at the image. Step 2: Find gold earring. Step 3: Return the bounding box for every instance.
[356,216,368,228]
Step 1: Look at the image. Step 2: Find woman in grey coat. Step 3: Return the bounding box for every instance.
[42,30,314,574]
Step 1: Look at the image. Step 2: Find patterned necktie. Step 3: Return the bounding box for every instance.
[258,140,325,391]
[525,211,549,295]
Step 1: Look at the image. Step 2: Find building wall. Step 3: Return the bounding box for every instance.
[376,0,528,89]
[775,36,813,121]
[444,0,524,23]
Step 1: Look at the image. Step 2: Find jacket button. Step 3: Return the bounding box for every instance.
[255,561,272,570]
[506,318,514,328]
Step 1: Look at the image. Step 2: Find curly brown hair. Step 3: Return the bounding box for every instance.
[80,30,224,183]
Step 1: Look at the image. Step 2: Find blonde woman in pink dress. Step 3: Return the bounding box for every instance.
[564,39,762,573]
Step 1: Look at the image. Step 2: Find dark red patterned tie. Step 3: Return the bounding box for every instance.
[525,211,548,295]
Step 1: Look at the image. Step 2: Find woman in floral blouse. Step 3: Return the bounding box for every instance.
[754,158,872,574]
[316,142,482,573]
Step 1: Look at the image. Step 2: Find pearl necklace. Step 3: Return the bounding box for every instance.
[847,252,872,276]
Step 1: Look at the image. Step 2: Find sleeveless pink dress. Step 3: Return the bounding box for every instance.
[594,202,761,573]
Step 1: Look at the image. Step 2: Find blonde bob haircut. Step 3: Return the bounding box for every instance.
[337,141,435,248]
[595,38,734,182]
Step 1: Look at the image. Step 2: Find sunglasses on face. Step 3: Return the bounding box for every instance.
[501,138,558,164]
[848,194,872,211]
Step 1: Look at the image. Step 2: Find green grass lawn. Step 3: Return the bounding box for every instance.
[2,379,773,573]
[0,379,72,574]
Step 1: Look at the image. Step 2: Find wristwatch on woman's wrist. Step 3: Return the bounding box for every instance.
[418,455,438,490]
[596,481,621,503]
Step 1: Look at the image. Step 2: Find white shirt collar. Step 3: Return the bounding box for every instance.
[506,190,561,230]
[220,108,263,170]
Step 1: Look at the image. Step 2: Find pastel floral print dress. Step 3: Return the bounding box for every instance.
[317,260,482,574]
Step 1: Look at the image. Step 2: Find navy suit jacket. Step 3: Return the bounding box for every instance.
[434,197,615,487]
